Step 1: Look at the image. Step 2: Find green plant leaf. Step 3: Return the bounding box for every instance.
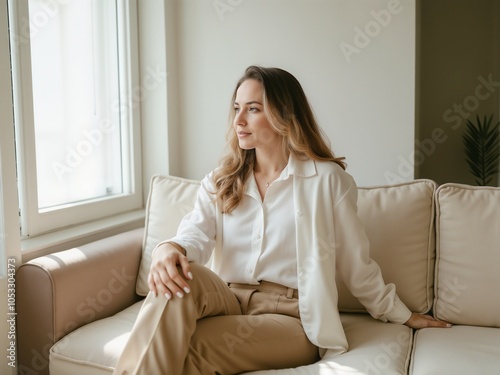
[462,114,500,186]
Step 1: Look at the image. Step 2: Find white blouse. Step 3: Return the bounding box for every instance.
[166,159,299,288]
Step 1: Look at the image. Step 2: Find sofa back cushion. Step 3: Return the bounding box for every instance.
[137,175,437,314]
[136,175,200,296]
[434,183,500,327]
[336,180,437,314]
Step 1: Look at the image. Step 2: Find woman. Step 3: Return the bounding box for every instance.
[114,66,450,375]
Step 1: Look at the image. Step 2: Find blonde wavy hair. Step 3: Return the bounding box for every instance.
[213,66,346,213]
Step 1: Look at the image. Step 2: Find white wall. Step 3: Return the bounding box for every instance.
[164,0,416,186]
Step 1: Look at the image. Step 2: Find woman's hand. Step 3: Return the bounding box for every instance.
[404,313,452,329]
[147,242,193,299]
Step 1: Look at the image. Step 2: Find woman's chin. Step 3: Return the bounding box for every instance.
[238,142,255,150]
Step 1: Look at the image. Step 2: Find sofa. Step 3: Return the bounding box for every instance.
[16,175,500,375]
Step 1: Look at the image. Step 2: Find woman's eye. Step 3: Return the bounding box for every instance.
[249,107,259,112]
[234,107,240,113]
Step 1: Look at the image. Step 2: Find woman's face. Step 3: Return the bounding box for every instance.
[233,79,281,151]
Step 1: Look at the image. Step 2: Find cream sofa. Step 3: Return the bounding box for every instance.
[16,176,500,375]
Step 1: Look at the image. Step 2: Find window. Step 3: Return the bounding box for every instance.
[8,0,142,237]
[29,0,123,209]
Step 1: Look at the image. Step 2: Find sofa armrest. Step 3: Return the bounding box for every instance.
[16,228,144,375]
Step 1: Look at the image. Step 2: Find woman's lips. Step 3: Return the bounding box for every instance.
[237,131,251,138]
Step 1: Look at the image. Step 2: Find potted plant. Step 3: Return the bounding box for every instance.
[462,114,500,186]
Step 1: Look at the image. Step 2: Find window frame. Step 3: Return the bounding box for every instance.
[8,0,143,238]
[1,0,21,275]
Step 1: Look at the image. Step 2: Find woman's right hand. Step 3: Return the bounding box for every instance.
[147,242,193,299]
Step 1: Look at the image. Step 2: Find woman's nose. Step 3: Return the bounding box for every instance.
[235,111,246,126]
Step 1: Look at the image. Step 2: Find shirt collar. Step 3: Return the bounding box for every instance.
[244,155,317,197]
[284,155,317,178]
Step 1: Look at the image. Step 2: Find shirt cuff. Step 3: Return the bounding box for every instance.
[382,296,413,324]
[152,239,199,263]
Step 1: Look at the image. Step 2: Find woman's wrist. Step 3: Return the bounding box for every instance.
[152,241,186,257]
[165,241,186,256]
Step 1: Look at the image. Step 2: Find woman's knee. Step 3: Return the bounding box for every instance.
[181,262,233,292]
[181,262,221,288]
[184,262,211,277]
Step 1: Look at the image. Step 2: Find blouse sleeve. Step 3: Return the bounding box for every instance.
[154,172,217,265]
[334,175,412,324]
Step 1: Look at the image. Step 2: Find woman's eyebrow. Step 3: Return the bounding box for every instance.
[234,101,263,106]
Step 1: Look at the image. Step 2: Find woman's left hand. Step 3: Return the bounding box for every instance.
[404,313,452,329]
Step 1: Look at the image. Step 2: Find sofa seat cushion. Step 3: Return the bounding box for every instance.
[50,300,144,375]
[246,314,413,375]
[50,305,412,375]
[410,326,500,375]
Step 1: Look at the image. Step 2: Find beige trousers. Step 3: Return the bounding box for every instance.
[113,263,319,375]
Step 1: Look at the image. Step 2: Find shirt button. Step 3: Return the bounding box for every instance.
[296,210,303,217]
[256,234,261,240]
[248,269,253,274]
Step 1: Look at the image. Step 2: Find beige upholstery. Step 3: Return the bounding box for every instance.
[409,183,500,375]
[410,326,500,375]
[16,229,143,375]
[434,183,500,327]
[337,180,436,313]
[50,307,413,375]
[328,314,412,375]
[50,301,144,375]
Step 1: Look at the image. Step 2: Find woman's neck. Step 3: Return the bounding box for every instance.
[253,149,288,176]
[253,149,288,200]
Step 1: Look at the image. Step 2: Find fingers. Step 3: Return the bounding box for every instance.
[163,260,191,299]
[179,254,193,281]
[406,313,452,329]
[421,314,452,328]
[148,247,193,300]
[425,316,452,328]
